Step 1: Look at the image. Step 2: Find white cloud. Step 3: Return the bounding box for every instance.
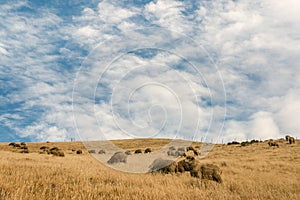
[144,0,192,34]
[276,90,300,134]
[250,111,280,140]
[1,0,299,143]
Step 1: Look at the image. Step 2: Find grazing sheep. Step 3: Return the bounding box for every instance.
[88,150,96,154]
[177,147,185,152]
[50,147,59,151]
[177,157,195,172]
[196,164,222,183]
[40,146,49,150]
[76,150,82,154]
[20,145,28,150]
[268,140,279,147]
[8,142,16,147]
[288,137,295,144]
[285,135,290,141]
[125,150,132,155]
[53,150,65,157]
[98,149,106,154]
[20,149,29,154]
[148,158,177,173]
[186,146,196,152]
[169,146,176,151]
[48,147,60,155]
[167,150,177,156]
[176,150,185,156]
[148,155,223,183]
[134,149,142,154]
[183,150,197,157]
[107,152,127,164]
[144,148,152,154]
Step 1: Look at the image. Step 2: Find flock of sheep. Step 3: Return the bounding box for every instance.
[104,145,222,183]
[8,142,29,153]
[7,136,297,184]
[268,135,296,147]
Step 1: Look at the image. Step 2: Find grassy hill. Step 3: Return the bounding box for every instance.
[0,139,299,199]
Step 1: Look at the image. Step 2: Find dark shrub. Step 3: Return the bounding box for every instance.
[241,141,250,146]
[250,139,259,144]
[227,141,240,145]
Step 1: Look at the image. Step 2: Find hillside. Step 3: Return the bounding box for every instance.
[0,139,299,200]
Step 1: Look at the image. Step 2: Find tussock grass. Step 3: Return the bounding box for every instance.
[0,139,299,199]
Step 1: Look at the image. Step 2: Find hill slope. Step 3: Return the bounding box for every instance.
[0,139,299,199]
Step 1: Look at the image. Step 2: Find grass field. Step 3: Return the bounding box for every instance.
[0,139,299,200]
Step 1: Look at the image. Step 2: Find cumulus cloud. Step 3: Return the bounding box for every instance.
[1,0,299,142]
[250,111,280,140]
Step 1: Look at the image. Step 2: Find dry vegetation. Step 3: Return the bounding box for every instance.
[0,139,299,200]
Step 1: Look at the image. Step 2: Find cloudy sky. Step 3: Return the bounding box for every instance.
[1,0,299,143]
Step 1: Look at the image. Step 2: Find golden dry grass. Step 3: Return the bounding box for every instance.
[0,139,299,200]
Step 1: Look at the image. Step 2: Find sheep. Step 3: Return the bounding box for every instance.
[134,149,142,154]
[88,150,96,154]
[268,140,279,147]
[148,158,177,174]
[107,152,127,164]
[144,148,152,154]
[98,149,106,154]
[76,150,83,154]
[288,137,295,144]
[8,142,16,147]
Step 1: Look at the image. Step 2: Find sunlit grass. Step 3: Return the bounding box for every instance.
[0,139,299,199]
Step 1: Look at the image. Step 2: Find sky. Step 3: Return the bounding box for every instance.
[0,0,300,143]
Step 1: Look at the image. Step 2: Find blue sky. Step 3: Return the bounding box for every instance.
[1,0,300,142]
